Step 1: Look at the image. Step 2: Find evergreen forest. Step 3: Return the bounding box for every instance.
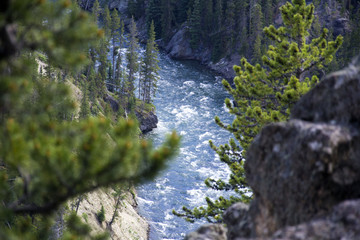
[127,0,359,67]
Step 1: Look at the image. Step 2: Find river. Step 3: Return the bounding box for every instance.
[136,52,234,239]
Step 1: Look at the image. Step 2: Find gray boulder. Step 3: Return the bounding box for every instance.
[165,26,194,60]
[272,199,360,240]
[103,94,119,113]
[135,110,158,134]
[291,65,360,125]
[185,224,227,240]
[223,202,252,239]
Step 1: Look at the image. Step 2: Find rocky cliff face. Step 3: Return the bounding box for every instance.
[64,84,151,239]
[76,188,149,240]
[186,62,360,239]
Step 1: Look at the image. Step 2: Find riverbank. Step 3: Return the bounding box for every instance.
[156,24,238,81]
[131,17,237,82]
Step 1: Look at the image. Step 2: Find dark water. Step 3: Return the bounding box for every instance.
[136,53,234,240]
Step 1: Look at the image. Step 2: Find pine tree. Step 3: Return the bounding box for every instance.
[214,0,223,32]
[126,17,140,110]
[92,0,101,24]
[174,0,190,23]
[127,0,145,19]
[174,0,343,223]
[189,0,201,49]
[161,0,175,41]
[224,0,236,51]
[98,40,109,97]
[88,64,98,106]
[0,1,179,238]
[203,0,213,36]
[111,9,121,80]
[140,21,160,104]
[80,81,91,119]
[211,0,224,61]
[115,21,125,102]
[251,3,264,63]
[127,0,137,17]
[103,6,112,37]
[146,0,163,36]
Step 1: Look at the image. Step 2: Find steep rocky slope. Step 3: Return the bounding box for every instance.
[76,188,148,240]
[62,81,150,239]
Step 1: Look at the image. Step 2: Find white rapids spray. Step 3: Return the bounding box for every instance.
[136,54,234,240]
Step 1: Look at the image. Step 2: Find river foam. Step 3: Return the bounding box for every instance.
[137,55,234,239]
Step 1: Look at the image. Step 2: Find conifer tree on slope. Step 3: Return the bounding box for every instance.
[111,9,121,84]
[0,1,179,238]
[126,17,140,110]
[98,39,109,96]
[92,0,100,24]
[189,0,201,49]
[103,6,112,38]
[140,21,160,104]
[161,0,175,41]
[115,20,125,102]
[174,0,343,223]
[80,81,91,119]
[146,0,162,37]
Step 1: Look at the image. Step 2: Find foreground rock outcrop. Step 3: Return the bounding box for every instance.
[186,63,360,239]
[272,199,360,240]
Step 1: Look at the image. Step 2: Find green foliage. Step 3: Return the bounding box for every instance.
[251,3,264,63]
[92,0,101,23]
[111,9,121,83]
[103,7,112,37]
[0,0,180,238]
[97,40,109,97]
[174,0,343,223]
[189,0,201,49]
[97,205,106,223]
[80,81,91,119]
[139,21,160,104]
[161,0,175,41]
[130,0,357,66]
[146,0,162,37]
[82,213,89,223]
[127,0,145,19]
[63,212,108,239]
[125,17,140,111]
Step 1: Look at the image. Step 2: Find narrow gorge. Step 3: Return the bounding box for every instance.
[136,55,233,239]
